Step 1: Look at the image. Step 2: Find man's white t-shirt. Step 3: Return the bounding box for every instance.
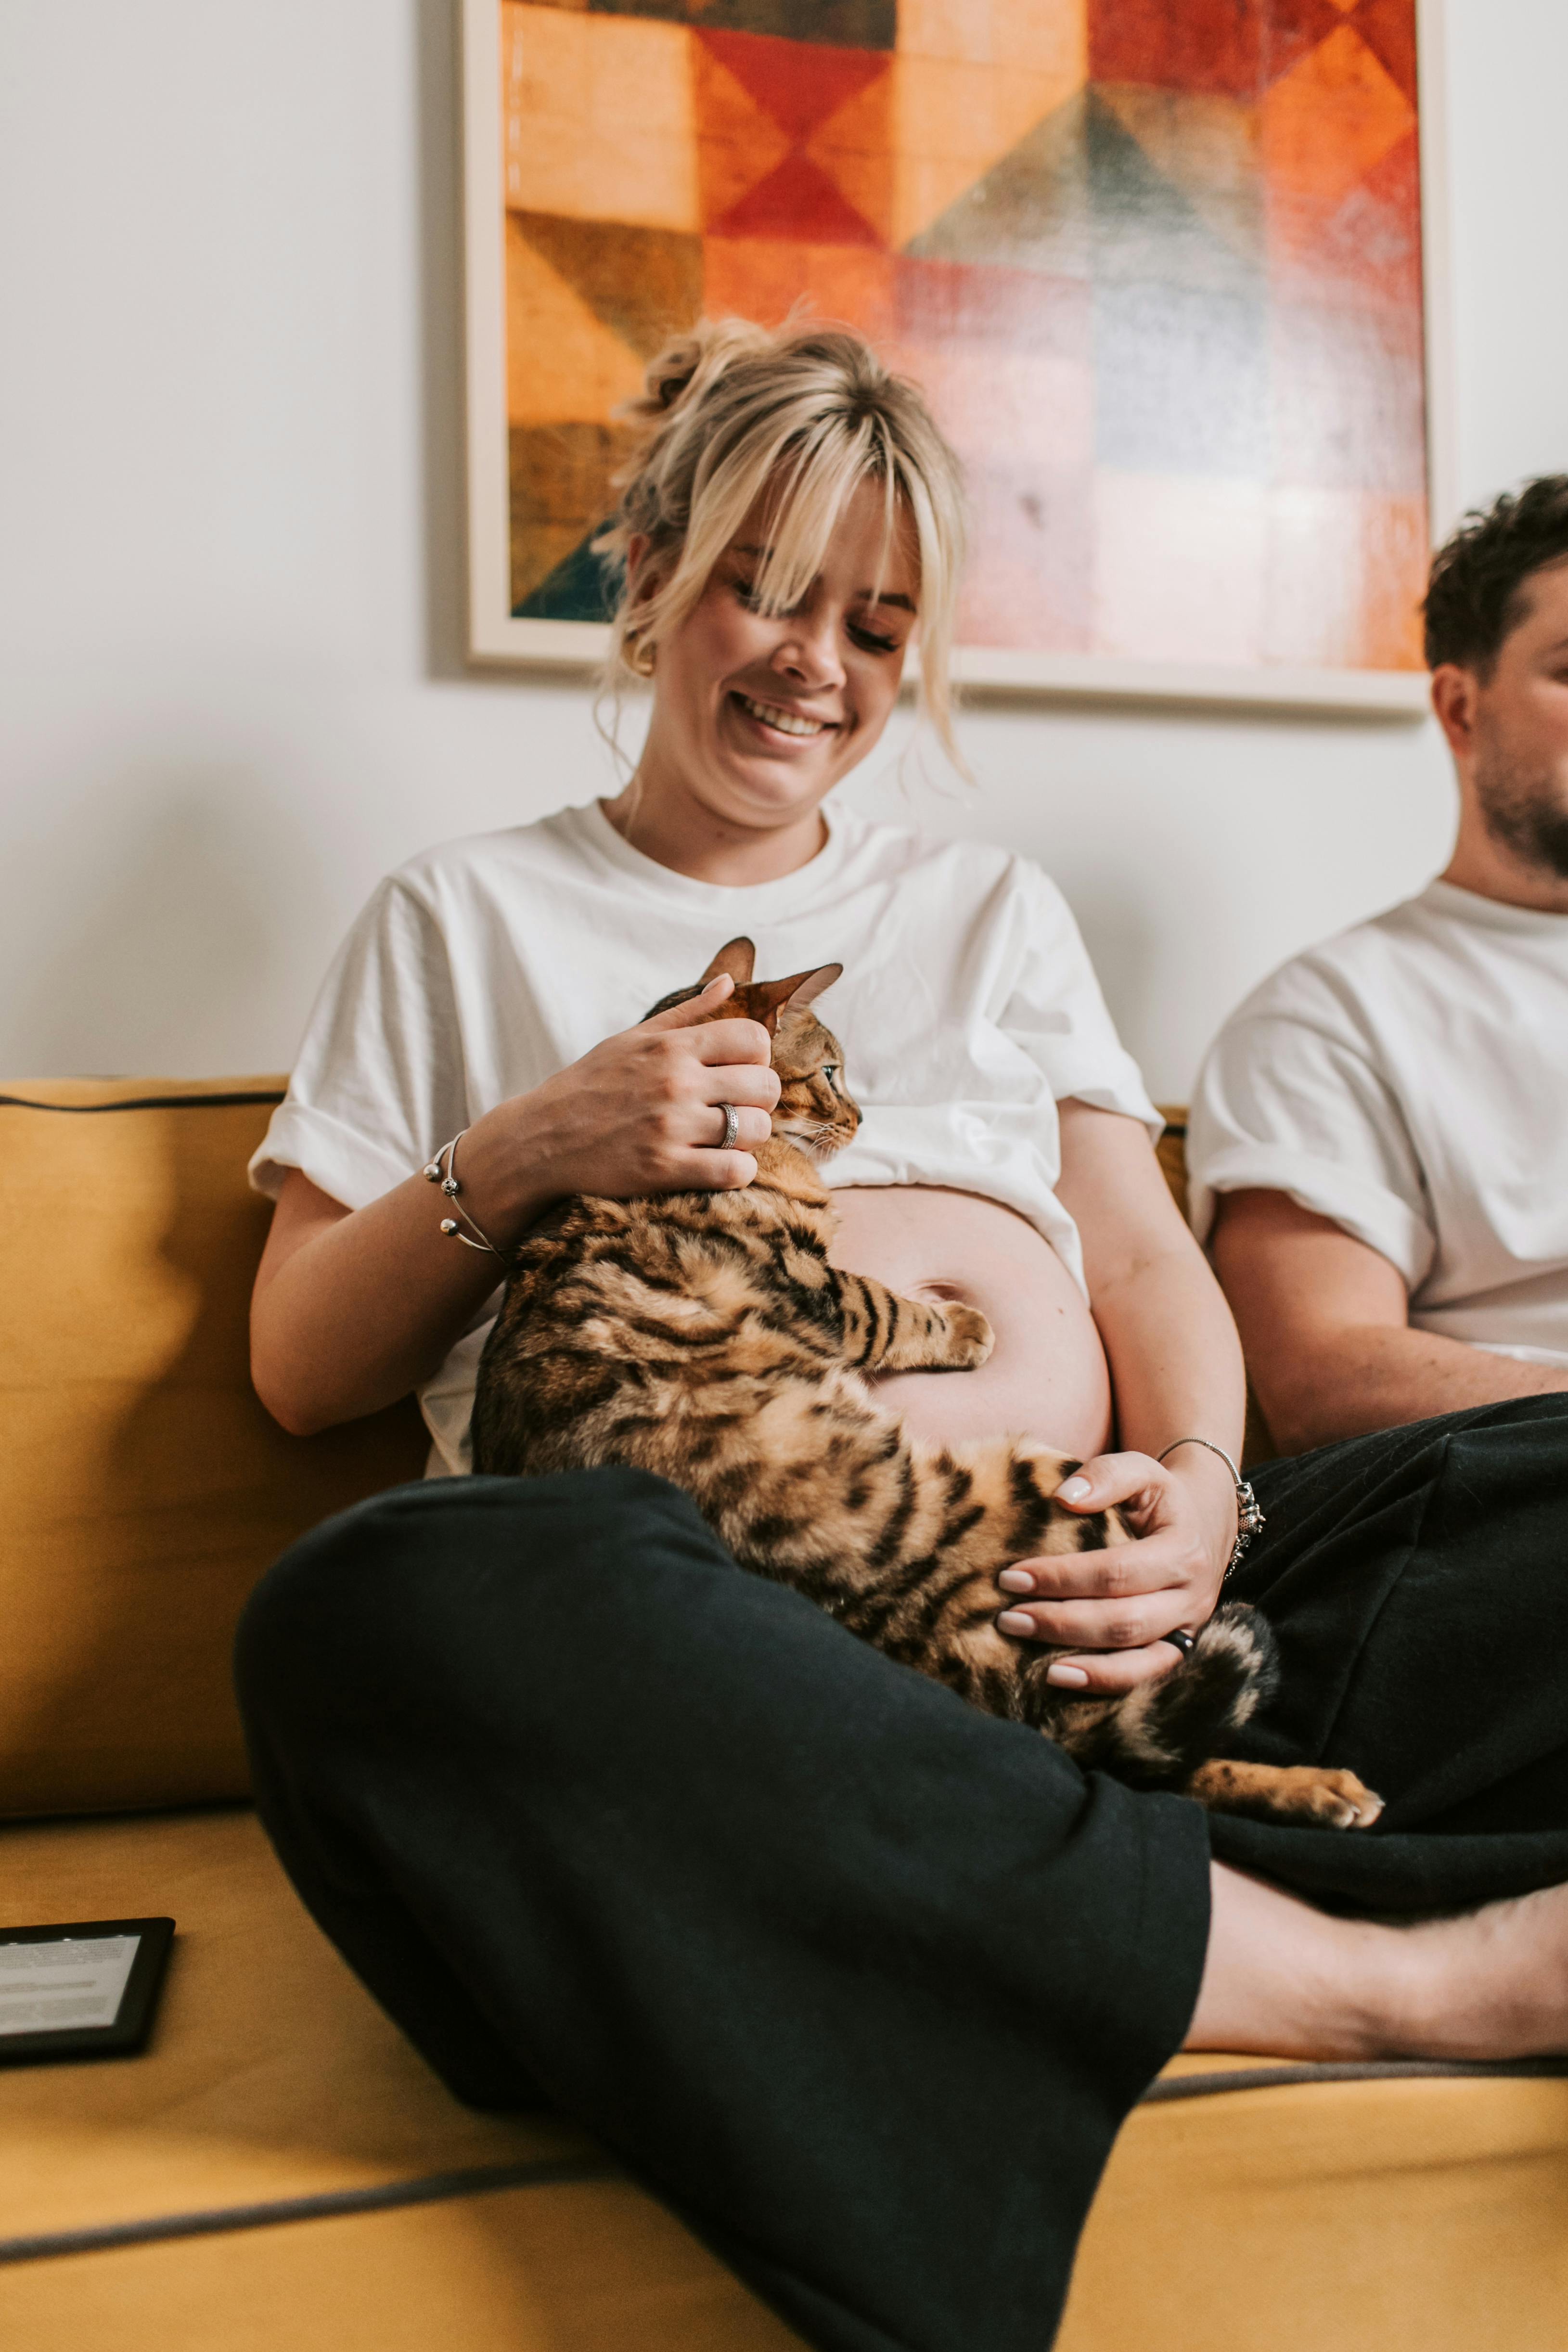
[1189,879,1568,1368]
[251,798,1159,1473]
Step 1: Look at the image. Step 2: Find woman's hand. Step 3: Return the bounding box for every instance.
[993,1447,1237,1694]
[251,976,782,1436]
[464,974,781,1226]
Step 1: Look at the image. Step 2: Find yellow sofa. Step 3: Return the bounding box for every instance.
[4,1078,1568,2351]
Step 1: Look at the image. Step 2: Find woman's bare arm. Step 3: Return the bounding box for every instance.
[992,1100,1247,1693]
[250,979,779,1435]
[1212,1187,1568,1453]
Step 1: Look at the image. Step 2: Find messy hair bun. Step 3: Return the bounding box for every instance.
[594,317,968,769]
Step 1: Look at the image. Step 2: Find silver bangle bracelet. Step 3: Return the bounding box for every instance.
[1157,1437,1265,1581]
[421,1129,502,1258]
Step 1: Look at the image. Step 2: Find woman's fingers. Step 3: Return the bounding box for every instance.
[1000,1537,1176,1603]
[687,1015,777,1073]
[1052,1452,1164,1513]
[995,1591,1185,1652]
[641,975,736,1026]
[1031,1641,1195,1697]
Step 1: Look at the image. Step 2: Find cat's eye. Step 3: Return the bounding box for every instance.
[823,1065,839,1089]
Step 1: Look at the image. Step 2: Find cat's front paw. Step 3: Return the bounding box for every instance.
[940,1303,994,1367]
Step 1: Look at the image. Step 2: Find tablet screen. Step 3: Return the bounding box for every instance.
[0,1918,174,2062]
[0,1932,141,2037]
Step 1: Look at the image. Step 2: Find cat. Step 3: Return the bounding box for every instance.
[471,938,1382,1830]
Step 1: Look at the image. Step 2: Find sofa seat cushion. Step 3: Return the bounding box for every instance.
[6,1809,1568,2351]
[0,1806,804,2351]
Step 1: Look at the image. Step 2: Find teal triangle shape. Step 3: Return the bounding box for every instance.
[906,88,1260,296]
[905,90,1092,276]
[514,530,621,624]
[1083,88,1262,293]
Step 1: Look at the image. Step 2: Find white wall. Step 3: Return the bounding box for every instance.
[2,0,1564,1099]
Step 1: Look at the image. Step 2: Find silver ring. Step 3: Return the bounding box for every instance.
[717,1102,740,1153]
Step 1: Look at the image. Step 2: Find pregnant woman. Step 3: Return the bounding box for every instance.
[240,320,1568,2352]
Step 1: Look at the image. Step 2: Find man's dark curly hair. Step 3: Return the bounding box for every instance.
[1423,476,1568,674]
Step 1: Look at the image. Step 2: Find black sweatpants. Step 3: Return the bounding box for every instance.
[234,1393,1568,2352]
[237,1466,1209,2352]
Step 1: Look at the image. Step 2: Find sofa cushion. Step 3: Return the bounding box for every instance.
[0,1806,801,2350]
[0,1080,428,1819]
[3,1807,1567,2351]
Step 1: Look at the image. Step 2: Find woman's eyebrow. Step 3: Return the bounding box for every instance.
[731,545,915,613]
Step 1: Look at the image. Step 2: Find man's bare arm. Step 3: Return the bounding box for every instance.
[1211,1189,1568,1454]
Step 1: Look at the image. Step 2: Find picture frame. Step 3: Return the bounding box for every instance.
[461,0,1453,718]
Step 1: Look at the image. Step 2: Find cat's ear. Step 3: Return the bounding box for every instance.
[747,962,843,1034]
[701,937,756,989]
[781,963,842,1015]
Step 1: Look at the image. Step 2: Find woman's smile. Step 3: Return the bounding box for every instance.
[730,689,841,746]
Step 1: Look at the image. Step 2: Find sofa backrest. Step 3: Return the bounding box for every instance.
[3,1084,1253,1824]
[0,1079,428,1821]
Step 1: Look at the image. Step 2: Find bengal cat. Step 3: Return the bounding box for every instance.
[471,939,1381,1830]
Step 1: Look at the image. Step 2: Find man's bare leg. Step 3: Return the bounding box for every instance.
[1189,1862,1568,2061]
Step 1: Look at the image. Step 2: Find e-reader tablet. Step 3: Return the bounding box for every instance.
[0,1918,175,2064]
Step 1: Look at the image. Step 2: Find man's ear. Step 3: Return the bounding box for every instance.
[701,937,757,989]
[1431,664,1480,761]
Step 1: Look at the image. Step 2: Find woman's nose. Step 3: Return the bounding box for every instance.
[772,615,846,690]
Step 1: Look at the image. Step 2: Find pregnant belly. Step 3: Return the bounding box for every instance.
[827,1185,1113,1459]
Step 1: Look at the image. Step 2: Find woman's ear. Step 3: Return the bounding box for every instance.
[701,937,757,988]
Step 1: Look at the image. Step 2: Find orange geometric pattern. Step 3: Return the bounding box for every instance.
[499,0,1429,673]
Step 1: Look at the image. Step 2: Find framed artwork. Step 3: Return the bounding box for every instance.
[463,0,1450,714]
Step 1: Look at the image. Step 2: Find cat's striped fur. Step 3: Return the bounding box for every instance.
[472,940,1381,1829]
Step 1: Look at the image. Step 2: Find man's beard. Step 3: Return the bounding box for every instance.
[1473,744,1568,882]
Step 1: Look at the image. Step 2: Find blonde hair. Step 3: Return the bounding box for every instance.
[594,317,969,770]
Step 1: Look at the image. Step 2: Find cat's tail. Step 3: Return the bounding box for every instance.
[1042,1602,1280,1792]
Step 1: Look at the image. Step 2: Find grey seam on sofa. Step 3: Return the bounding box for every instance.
[0,2154,620,2267]
[0,1092,286,1113]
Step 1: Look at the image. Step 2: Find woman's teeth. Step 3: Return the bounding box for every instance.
[737,694,829,737]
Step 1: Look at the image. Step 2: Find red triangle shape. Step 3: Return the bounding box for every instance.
[697,26,888,145]
[712,148,883,247]
[1348,0,1419,102]
[1264,0,1349,86]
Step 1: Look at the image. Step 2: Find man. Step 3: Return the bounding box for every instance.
[1189,477,1568,1455]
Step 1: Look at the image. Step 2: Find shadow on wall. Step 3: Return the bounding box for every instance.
[1067,879,1158,1075]
[9,783,315,1080]
[417,0,468,684]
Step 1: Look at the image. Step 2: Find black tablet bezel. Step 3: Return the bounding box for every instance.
[0,1917,175,2065]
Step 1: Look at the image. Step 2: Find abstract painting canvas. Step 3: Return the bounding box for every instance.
[463,0,1446,710]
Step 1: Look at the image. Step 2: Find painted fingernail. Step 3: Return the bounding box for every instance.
[1047,1662,1090,1687]
[997,1568,1034,1594]
[996,1610,1037,1636]
[1058,1477,1091,1503]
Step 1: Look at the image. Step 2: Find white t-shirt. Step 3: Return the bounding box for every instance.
[251,798,1159,1474]
[1189,879,1568,1367]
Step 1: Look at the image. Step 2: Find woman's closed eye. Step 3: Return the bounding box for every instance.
[848,619,900,655]
[733,574,901,656]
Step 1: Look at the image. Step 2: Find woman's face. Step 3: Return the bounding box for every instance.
[633,476,919,842]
